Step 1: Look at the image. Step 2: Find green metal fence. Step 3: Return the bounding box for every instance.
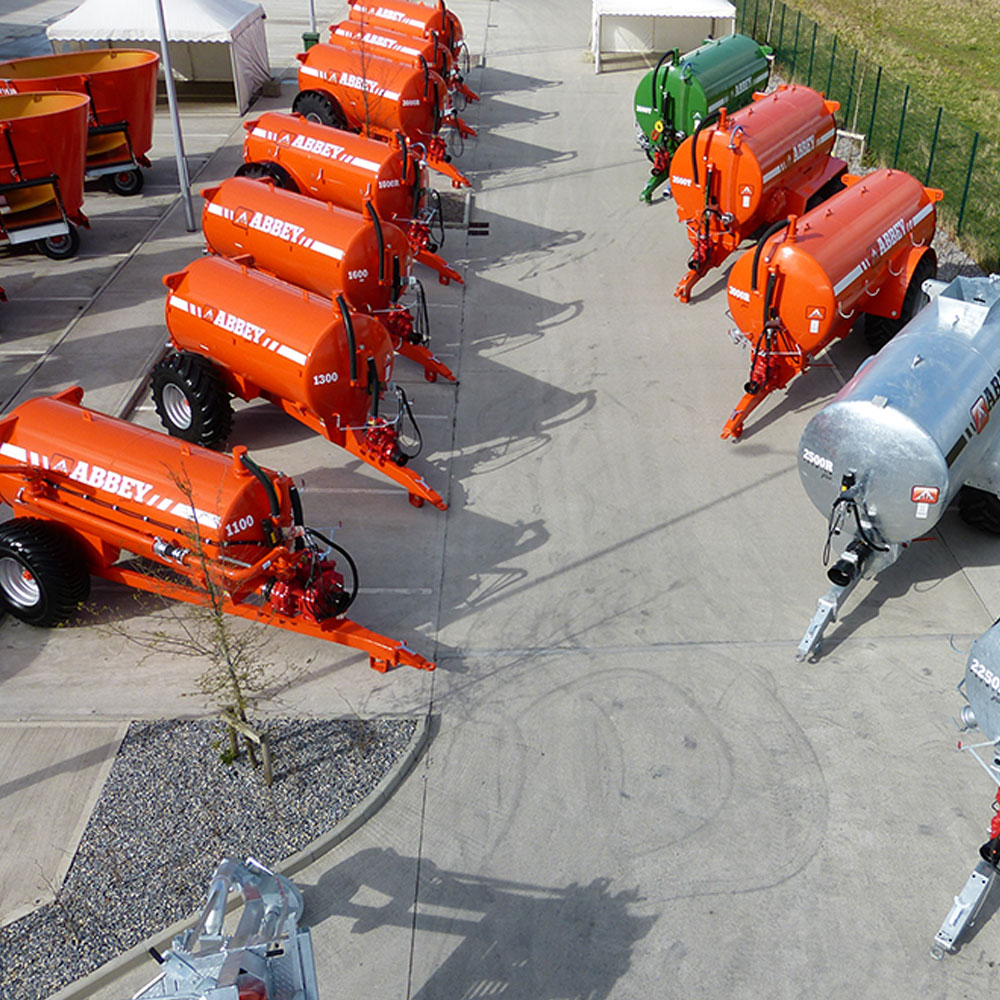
[734,0,999,266]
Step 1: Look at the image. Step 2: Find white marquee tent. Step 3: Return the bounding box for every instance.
[592,0,736,72]
[46,0,270,112]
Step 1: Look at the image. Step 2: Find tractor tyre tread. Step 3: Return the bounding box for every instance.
[151,352,233,449]
[959,486,1000,535]
[864,254,937,353]
[235,161,299,192]
[0,518,90,626]
[292,90,347,129]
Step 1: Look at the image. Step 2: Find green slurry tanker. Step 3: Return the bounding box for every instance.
[634,33,772,203]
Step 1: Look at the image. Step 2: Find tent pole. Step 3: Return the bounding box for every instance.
[154,0,196,231]
[309,0,317,34]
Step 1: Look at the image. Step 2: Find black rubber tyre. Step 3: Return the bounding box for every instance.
[865,254,936,352]
[959,486,1000,534]
[36,226,80,260]
[107,168,144,196]
[292,90,347,128]
[150,352,233,448]
[235,160,299,192]
[804,170,846,213]
[0,518,90,626]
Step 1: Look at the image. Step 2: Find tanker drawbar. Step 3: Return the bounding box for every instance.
[0,388,435,671]
[795,274,1000,660]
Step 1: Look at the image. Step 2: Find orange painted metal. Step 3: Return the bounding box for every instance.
[723,168,943,440]
[295,42,474,186]
[329,19,478,103]
[670,85,846,302]
[0,387,434,671]
[0,91,90,234]
[163,255,446,509]
[241,111,463,284]
[347,0,465,60]
[0,49,158,173]
[201,176,455,382]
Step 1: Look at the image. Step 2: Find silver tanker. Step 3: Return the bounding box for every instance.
[932,621,1000,958]
[797,274,1000,659]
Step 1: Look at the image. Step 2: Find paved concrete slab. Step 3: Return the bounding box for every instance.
[6,0,1000,998]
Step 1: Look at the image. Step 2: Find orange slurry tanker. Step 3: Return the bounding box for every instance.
[240,111,462,285]
[201,176,455,382]
[293,43,474,188]
[722,167,943,440]
[329,20,478,105]
[156,255,447,510]
[0,387,434,672]
[348,0,467,64]
[670,85,846,303]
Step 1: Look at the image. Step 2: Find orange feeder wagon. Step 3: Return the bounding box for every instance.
[0,49,158,195]
[156,255,446,510]
[722,167,942,440]
[0,91,90,259]
[240,111,462,284]
[670,85,847,303]
[294,42,474,187]
[0,387,433,671]
[201,176,455,382]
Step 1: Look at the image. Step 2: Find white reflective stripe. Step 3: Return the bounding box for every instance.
[205,202,227,218]
[277,344,308,365]
[170,502,221,529]
[910,201,935,226]
[29,451,38,466]
[168,295,191,313]
[250,127,278,141]
[346,155,381,172]
[761,162,785,184]
[0,442,27,462]
[300,65,323,78]
[834,263,866,296]
[158,496,174,511]
[309,239,346,260]
[818,127,836,145]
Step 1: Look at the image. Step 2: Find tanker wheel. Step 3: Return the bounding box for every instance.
[107,168,144,196]
[864,254,936,352]
[235,160,299,192]
[0,518,90,627]
[292,90,346,129]
[151,352,234,449]
[959,487,1000,535]
[36,227,80,261]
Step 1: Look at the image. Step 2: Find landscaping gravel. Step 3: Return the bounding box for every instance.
[0,717,419,1000]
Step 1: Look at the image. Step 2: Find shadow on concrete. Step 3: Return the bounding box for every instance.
[470,66,563,97]
[306,847,656,1000]
[0,737,120,800]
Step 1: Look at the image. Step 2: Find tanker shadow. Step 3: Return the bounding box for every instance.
[304,847,655,1000]
[465,131,578,182]
[470,66,562,97]
[470,98,561,131]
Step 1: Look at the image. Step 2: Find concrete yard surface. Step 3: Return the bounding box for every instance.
[2,1,1000,999]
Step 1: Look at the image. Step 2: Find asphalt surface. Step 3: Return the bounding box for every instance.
[4,1,1000,998]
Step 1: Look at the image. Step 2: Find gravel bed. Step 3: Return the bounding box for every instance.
[0,717,419,1000]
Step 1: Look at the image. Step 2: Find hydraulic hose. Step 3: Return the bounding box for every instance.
[365,200,385,283]
[305,527,359,614]
[239,451,280,519]
[336,293,357,383]
[419,55,429,98]
[690,110,721,187]
[751,218,789,292]
[650,49,678,113]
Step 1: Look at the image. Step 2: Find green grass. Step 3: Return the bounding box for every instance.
[780,0,1000,141]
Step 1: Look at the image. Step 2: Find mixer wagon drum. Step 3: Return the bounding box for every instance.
[0,91,90,259]
[633,33,772,203]
[0,49,158,195]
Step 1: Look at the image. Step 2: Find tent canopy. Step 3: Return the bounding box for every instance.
[592,0,737,71]
[47,0,270,111]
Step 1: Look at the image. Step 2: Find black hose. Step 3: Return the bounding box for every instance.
[419,55,429,98]
[368,356,380,418]
[392,254,401,302]
[650,49,677,113]
[288,483,305,551]
[751,219,789,292]
[399,131,408,184]
[690,109,720,187]
[365,201,385,283]
[761,269,777,327]
[414,278,429,342]
[305,527,360,614]
[395,385,424,460]
[336,294,357,383]
[239,451,280,518]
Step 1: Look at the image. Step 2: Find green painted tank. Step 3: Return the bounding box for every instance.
[634,33,772,203]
